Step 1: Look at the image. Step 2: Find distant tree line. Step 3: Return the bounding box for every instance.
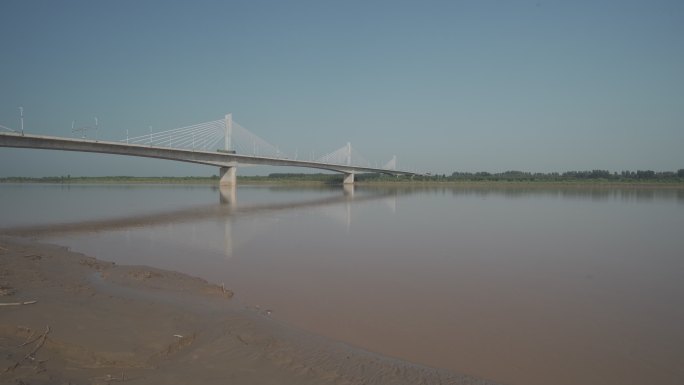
[257,169,684,183]
[353,169,684,183]
[447,169,684,181]
[1,170,683,184]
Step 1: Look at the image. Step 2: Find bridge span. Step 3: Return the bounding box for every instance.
[0,131,418,185]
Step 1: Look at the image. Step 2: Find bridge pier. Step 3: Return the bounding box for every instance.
[343,172,355,184]
[219,166,237,186]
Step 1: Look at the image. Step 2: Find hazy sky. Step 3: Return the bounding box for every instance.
[1,0,682,177]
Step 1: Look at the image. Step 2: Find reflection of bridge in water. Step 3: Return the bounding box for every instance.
[1,114,422,185]
[315,185,397,232]
[2,185,399,258]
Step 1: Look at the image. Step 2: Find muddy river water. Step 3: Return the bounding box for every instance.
[1,183,683,385]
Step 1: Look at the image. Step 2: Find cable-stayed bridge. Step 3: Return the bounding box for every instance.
[0,114,420,185]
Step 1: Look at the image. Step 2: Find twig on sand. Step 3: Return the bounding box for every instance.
[0,300,38,306]
[16,330,38,348]
[5,325,50,373]
[20,326,50,363]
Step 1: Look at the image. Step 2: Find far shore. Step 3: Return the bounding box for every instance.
[2,175,683,189]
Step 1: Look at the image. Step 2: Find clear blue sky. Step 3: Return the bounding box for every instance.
[1,0,682,176]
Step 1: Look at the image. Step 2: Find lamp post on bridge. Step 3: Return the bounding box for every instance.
[71,117,98,139]
[18,106,24,136]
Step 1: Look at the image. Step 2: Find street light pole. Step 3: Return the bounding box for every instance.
[18,106,24,136]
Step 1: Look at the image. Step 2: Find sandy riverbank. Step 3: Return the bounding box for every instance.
[0,236,499,385]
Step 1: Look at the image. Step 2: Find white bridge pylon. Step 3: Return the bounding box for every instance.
[122,114,398,172]
[124,114,284,159]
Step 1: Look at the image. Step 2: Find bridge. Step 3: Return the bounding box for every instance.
[0,114,420,185]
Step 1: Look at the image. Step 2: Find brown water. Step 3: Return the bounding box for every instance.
[2,184,683,385]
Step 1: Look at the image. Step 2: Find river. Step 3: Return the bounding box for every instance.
[1,183,683,385]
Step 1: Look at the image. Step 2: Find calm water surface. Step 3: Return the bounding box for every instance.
[1,183,683,385]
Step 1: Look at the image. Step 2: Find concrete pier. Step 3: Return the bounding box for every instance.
[219,166,237,186]
[343,172,355,184]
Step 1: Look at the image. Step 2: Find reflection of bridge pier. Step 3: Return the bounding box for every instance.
[218,185,236,258]
[343,184,355,198]
[223,216,233,259]
[219,185,237,206]
[5,185,400,259]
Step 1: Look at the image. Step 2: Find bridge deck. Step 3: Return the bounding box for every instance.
[0,132,418,177]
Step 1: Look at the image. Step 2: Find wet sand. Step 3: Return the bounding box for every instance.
[0,236,499,385]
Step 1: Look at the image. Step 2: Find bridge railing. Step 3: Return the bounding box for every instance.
[93,115,406,172]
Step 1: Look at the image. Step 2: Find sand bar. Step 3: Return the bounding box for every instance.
[0,236,499,385]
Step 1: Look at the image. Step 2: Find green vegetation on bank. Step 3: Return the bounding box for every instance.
[246,169,684,184]
[440,169,684,183]
[443,169,684,182]
[1,169,683,185]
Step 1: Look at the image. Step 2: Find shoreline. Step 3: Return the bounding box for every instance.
[2,178,684,189]
[0,235,500,385]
